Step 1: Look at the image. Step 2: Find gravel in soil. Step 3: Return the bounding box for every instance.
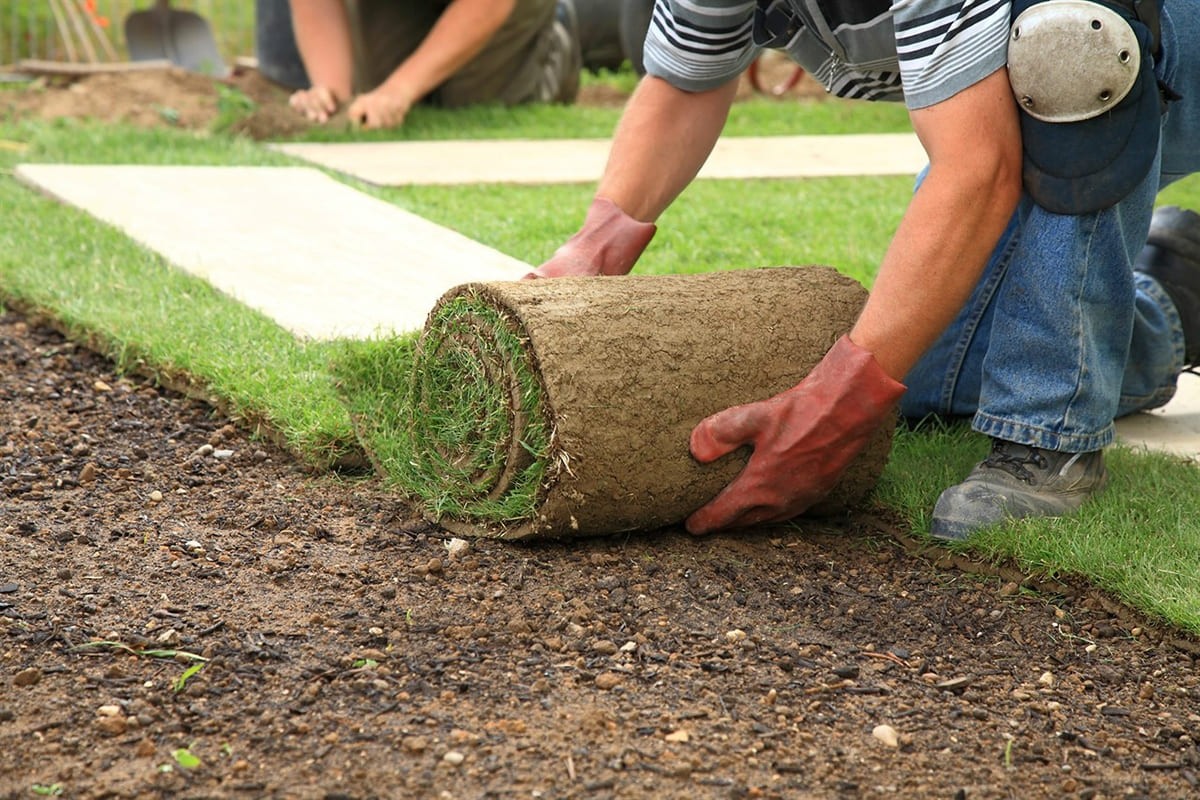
[4,312,1200,799]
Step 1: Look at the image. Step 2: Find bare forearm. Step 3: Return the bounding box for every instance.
[379,0,515,106]
[597,75,740,222]
[288,0,354,99]
[850,68,1023,380]
[851,164,1019,379]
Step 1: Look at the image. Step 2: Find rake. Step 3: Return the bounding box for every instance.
[45,0,120,63]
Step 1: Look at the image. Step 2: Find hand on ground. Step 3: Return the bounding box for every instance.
[288,86,341,124]
[348,89,414,130]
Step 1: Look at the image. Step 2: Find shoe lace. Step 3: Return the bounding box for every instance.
[982,443,1049,484]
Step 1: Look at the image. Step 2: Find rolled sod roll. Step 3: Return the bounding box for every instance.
[357,266,896,540]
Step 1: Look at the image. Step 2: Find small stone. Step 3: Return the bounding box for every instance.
[79,463,97,483]
[134,739,157,758]
[442,750,465,766]
[148,490,163,503]
[1038,671,1055,687]
[13,668,42,687]
[93,380,112,392]
[97,704,122,717]
[872,724,900,748]
[935,676,972,692]
[594,672,623,690]
[444,538,471,558]
[212,449,234,460]
[998,581,1020,597]
[665,729,690,743]
[195,444,214,457]
[592,640,618,656]
[725,629,748,642]
[96,715,127,736]
[402,736,428,754]
[426,558,444,575]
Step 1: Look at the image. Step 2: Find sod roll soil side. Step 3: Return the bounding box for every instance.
[355,266,896,539]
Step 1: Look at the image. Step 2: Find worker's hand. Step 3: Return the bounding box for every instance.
[686,336,905,535]
[524,197,657,279]
[347,88,415,130]
[288,85,342,124]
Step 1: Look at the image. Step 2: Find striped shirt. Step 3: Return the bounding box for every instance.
[642,0,1012,109]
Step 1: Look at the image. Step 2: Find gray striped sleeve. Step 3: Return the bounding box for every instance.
[642,0,761,92]
[893,0,1012,109]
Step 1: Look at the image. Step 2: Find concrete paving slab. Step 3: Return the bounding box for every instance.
[15,164,531,339]
[1115,372,1200,462]
[270,133,927,186]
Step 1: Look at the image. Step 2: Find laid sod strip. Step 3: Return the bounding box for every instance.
[0,157,359,468]
[335,267,895,539]
[877,423,1200,635]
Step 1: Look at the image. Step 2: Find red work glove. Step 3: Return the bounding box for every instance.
[686,335,906,535]
[524,197,656,279]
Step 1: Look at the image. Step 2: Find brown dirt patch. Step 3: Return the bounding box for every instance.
[4,312,1200,799]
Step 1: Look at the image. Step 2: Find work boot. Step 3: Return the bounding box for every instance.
[1134,206,1200,366]
[930,439,1108,541]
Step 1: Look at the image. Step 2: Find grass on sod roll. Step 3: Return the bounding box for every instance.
[3,83,1200,632]
[333,295,552,526]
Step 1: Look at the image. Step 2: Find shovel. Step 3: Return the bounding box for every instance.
[125,0,229,76]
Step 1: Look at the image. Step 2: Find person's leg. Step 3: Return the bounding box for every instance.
[438,0,580,107]
[1129,1,1200,367]
[254,0,311,90]
[910,181,1157,539]
[903,184,1161,441]
[907,1,1200,429]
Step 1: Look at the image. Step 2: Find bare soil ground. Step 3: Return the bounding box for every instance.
[4,67,1200,800]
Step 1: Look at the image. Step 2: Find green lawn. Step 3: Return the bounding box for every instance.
[3,82,1200,635]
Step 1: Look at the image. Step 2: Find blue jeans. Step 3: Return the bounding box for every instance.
[901,1,1200,453]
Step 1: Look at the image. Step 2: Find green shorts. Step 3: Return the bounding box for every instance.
[349,0,573,106]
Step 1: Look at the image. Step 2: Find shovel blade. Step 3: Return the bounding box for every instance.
[125,5,229,77]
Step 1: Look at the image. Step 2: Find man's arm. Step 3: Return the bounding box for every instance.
[287,0,355,120]
[685,67,1024,534]
[595,74,742,222]
[350,0,516,128]
[526,74,740,278]
[851,67,1024,379]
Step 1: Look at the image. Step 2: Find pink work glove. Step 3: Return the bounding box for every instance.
[524,197,656,279]
[686,335,906,535]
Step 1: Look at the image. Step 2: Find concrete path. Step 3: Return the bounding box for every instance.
[1114,372,1200,462]
[15,159,1200,462]
[270,133,928,186]
[15,164,531,339]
